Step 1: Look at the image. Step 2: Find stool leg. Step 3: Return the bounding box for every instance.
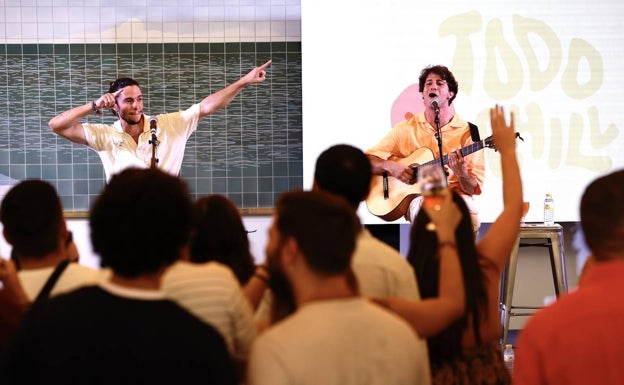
[501,237,520,345]
[549,229,568,296]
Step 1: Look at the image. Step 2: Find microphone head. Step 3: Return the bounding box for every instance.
[149,116,158,124]
[429,98,439,109]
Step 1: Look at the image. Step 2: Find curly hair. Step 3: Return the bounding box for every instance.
[418,65,459,105]
[89,168,192,278]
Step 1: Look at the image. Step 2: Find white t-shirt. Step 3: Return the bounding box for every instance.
[353,228,420,300]
[248,298,431,385]
[18,263,102,301]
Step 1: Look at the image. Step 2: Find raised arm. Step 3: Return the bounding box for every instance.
[198,60,271,120]
[373,190,466,338]
[48,89,122,145]
[477,105,524,269]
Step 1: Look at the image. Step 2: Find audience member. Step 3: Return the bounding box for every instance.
[390,105,522,384]
[514,169,624,385]
[313,143,420,300]
[162,259,257,377]
[161,194,258,362]
[0,168,237,384]
[190,194,257,284]
[0,180,100,301]
[0,258,29,350]
[247,190,453,385]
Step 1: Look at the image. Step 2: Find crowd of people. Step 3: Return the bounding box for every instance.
[0,61,622,385]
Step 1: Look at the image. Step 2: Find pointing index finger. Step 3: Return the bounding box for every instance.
[258,59,272,70]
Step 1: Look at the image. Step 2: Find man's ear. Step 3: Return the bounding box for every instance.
[281,236,300,267]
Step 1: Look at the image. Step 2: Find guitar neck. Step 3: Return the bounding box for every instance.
[420,140,486,169]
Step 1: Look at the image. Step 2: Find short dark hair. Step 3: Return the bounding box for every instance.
[418,65,459,105]
[314,144,372,209]
[108,77,140,94]
[274,190,360,275]
[0,180,63,259]
[107,77,140,116]
[580,169,624,261]
[89,168,192,278]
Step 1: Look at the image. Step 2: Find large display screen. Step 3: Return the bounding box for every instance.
[302,0,624,223]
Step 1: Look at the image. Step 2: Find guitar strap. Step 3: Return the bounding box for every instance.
[468,122,480,142]
[33,259,70,304]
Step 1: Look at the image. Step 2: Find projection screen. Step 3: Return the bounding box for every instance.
[301,0,624,224]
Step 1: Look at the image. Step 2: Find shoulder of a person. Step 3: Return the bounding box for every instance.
[355,232,409,265]
[449,114,469,128]
[164,260,238,281]
[66,262,100,274]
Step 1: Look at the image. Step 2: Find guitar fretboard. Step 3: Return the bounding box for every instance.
[412,139,487,170]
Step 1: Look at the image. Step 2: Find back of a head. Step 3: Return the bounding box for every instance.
[90,168,192,277]
[580,169,624,261]
[190,194,255,284]
[0,180,63,259]
[313,144,372,209]
[275,189,361,275]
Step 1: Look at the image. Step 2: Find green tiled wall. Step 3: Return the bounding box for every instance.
[0,42,302,211]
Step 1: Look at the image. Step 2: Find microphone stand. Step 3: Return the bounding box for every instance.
[149,129,159,169]
[433,110,448,184]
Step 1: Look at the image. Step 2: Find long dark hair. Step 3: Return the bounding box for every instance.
[407,191,488,366]
[189,194,255,285]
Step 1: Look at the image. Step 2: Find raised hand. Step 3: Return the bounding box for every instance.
[94,88,124,111]
[489,104,516,155]
[242,59,272,85]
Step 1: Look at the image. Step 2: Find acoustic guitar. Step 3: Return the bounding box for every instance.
[366,135,504,221]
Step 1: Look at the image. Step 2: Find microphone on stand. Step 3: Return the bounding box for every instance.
[148,116,160,168]
[149,116,158,137]
[430,98,440,115]
[149,116,159,146]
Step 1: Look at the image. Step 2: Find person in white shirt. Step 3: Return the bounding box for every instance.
[313,143,420,300]
[0,180,100,301]
[248,189,464,385]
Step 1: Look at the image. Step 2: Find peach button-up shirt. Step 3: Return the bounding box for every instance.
[366,112,485,196]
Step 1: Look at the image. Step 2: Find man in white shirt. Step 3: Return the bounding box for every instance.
[0,180,100,301]
[313,143,420,300]
[49,60,271,182]
[247,190,430,385]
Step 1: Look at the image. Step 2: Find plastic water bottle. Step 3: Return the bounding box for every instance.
[543,193,555,225]
[503,344,515,372]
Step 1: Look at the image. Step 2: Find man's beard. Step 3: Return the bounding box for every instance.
[266,248,296,324]
[120,114,141,125]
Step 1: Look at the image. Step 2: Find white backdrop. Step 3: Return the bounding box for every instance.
[302,0,624,224]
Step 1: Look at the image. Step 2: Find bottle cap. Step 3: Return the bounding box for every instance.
[505,344,512,348]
